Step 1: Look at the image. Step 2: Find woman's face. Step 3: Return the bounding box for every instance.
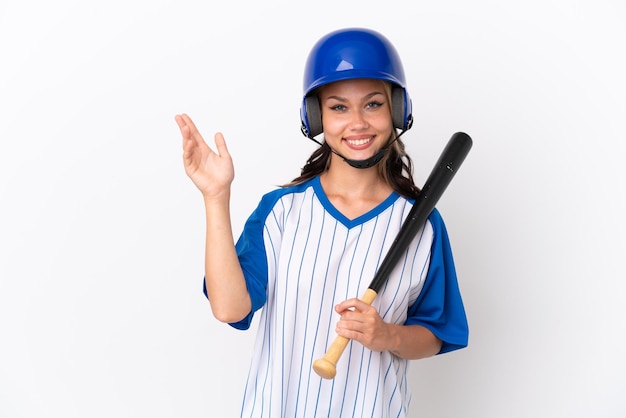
[319,78,394,164]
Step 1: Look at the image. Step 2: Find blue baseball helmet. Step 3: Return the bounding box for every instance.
[300,28,413,138]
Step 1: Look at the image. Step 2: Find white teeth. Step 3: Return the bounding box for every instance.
[346,137,372,146]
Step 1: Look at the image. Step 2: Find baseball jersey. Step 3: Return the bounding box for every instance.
[206,176,468,417]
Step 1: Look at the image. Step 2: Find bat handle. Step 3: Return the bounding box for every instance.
[312,288,378,379]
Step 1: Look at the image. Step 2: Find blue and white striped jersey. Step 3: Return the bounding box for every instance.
[212,176,468,417]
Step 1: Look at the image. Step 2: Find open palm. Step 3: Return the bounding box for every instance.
[175,113,234,198]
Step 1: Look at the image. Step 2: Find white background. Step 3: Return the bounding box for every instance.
[1,0,625,417]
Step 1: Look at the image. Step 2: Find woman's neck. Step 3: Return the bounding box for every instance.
[319,161,393,220]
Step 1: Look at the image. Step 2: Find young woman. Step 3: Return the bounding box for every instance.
[176,28,468,417]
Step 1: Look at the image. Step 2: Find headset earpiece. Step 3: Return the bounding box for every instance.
[303,95,323,138]
[391,86,413,131]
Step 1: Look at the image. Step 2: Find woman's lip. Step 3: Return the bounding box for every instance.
[344,136,374,147]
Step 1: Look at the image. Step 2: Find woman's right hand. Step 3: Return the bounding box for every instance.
[175,113,234,199]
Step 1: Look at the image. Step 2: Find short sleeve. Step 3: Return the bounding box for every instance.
[405,209,469,354]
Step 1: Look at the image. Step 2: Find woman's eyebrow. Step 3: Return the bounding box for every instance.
[324,91,385,102]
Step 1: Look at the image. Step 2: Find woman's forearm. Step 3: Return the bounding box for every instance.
[202,193,252,323]
[386,324,442,360]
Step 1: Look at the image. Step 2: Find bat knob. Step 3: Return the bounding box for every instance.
[312,358,337,379]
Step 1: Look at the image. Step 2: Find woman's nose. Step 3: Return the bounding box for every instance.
[349,110,369,129]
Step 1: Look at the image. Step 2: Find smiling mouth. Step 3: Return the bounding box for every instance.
[345,137,373,146]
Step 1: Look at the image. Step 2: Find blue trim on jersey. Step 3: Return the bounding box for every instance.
[311,176,402,229]
[405,208,469,353]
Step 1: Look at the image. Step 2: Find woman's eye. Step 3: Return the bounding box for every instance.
[366,101,383,109]
[329,104,347,111]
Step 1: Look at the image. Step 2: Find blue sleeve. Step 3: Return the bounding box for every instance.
[405,209,469,354]
[202,195,275,331]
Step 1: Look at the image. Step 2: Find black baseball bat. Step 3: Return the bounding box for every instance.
[312,131,473,379]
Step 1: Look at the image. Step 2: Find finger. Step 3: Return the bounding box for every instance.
[213,132,231,158]
[178,113,208,144]
[179,113,198,132]
[177,115,213,159]
[336,326,362,342]
[175,114,189,138]
[176,114,195,154]
[174,114,184,129]
[338,310,368,325]
[336,298,372,314]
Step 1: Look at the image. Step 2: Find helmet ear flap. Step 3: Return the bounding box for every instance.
[303,95,323,138]
[391,86,413,131]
